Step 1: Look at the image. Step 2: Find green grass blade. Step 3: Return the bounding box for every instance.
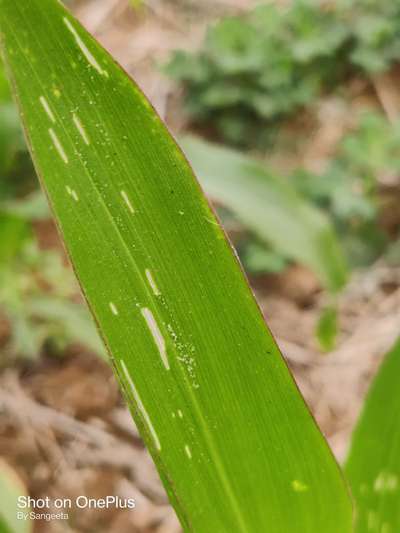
[181,136,348,293]
[0,2,352,531]
[345,339,400,532]
[0,460,31,533]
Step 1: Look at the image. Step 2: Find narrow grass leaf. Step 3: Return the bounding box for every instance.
[0,2,352,531]
[316,305,338,352]
[345,338,400,533]
[182,136,348,293]
[0,460,31,533]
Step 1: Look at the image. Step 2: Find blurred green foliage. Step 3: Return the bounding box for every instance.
[316,305,338,351]
[192,112,400,276]
[182,135,349,292]
[292,112,400,268]
[167,0,400,276]
[166,0,400,147]
[0,460,31,533]
[0,64,34,198]
[0,231,105,360]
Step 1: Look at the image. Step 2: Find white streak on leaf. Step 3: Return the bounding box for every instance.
[39,96,55,123]
[66,185,79,202]
[141,307,169,370]
[145,269,160,296]
[374,472,398,493]
[178,409,183,419]
[185,445,192,459]
[73,113,90,145]
[121,190,135,214]
[49,128,68,163]
[291,480,309,492]
[120,360,161,451]
[109,302,119,316]
[63,17,108,77]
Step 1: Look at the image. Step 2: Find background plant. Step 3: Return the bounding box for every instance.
[166,0,400,148]
[346,338,400,533]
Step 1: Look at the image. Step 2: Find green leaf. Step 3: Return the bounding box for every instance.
[242,241,288,274]
[0,102,23,173]
[182,136,348,293]
[0,460,31,533]
[0,213,27,265]
[316,305,338,352]
[345,338,400,533]
[0,57,11,101]
[0,1,352,531]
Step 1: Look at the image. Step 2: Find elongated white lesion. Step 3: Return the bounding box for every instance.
[66,185,79,202]
[141,308,169,370]
[72,113,90,145]
[49,128,68,163]
[120,190,135,214]
[120,360,161,451]
[109,302,119,316]
[39,96,56,123]
[184,445,192,459]
[145,269,160,296]
[63,17,108,78]
[291,480,309,492]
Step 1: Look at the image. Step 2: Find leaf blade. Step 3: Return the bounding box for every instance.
[0,2,352,531]
[345,339,400,532]
[0,460,32,533]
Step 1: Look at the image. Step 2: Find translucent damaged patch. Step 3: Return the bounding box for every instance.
[185,445,192,460]
[374,471,398,493]
[73,113,90,145]
[141,307,169,370]
[120,360,161,451]
[109,302,119,316]
[120,190,135,214]
[49,128,68,163]
[63,17,108,78]
[291,480,309,492]
[66,185,79,202]
[39,96,56,123]
[145,268,160,296]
